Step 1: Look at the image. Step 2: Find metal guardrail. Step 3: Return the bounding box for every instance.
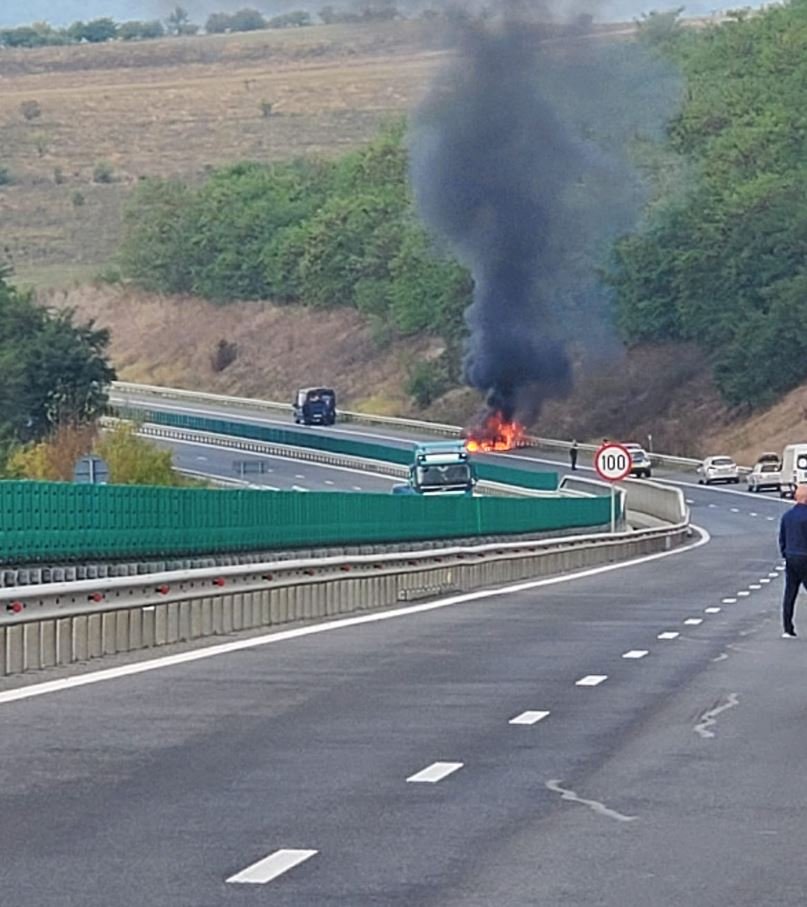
[110,382,715,470]
[0,519,690,676]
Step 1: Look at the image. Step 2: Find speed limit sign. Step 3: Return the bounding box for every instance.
[594,443,632,482]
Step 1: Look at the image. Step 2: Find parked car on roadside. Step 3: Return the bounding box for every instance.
[622,442,652,479]
[697,455,740,485]
[747,461,781,493]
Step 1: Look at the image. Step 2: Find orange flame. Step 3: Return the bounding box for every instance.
[465,412,526,453]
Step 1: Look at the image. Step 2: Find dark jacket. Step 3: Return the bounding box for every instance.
[779,504,807,557]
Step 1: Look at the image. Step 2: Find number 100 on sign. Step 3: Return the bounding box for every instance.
[594,444,632,482]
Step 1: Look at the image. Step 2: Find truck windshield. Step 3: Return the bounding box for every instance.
[415,464,473,489]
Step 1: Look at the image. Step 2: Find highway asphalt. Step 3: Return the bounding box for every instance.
[0,473,800,905]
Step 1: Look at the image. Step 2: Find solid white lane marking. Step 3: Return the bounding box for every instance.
[705,607,721,614]
[291,485,309,492]
[0,526,711,706]
[407,762,463,783]
[749,584,762,590]
[722,598,737,604]
[684,618,703,625]
[737,591,751,597]
[576,675,608,686]
[509,710,550,725]
[658,631,679,640]
[622,650,648,659]
[227,849,317,885]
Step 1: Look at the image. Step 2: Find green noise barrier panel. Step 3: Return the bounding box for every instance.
[0,481,611,564]
[114,407,559,492]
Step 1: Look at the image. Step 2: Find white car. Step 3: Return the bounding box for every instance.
[747,461,781,493]
[698,455,740,485]
[623,442,652,479]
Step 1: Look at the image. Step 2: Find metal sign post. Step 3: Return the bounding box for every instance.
[593,442,632,533]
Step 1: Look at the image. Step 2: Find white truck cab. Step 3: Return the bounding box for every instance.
[779,443,807,498]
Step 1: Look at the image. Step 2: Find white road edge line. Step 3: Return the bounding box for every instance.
[226,849,317,885]
[509,710,550,725]
[0,525,711,706]
[576,675,608,686]
[407,762,463,783]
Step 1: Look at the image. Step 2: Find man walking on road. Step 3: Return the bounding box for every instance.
[570,440,579,471]
[779,484,807,637]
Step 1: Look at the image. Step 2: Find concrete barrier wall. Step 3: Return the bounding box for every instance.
[0,525,689,677]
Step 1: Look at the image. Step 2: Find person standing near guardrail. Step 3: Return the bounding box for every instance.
[570,440,579,471]
[779,484,807,638]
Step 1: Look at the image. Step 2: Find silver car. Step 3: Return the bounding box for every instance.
[698,455,740,485]
[747,461,781,493]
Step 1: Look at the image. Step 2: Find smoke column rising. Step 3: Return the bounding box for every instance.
[409,6,678,426]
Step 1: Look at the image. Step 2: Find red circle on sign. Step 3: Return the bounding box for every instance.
[594,443,633,482]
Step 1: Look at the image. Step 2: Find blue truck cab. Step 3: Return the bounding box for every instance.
[392,441,476,496]
[293,387,336,426]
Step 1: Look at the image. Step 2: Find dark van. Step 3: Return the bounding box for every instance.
[293,387,336,426]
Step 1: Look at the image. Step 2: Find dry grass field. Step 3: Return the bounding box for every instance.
[0,19,639,283]
[0,22,451,282]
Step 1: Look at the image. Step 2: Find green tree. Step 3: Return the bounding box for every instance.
[0,270,115,460]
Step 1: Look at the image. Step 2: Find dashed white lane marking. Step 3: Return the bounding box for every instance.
[546,780,637,823]
[684,618,703,626]
[694,693,740,739]
[0,525,711,706]
[730,508,740,513]
[509,710,550,725]
[749,584,762,590]
[352,485,363,491]
[324,480,335,486]
[407,762,464,783]
[686,499,695,504]
[576,675,608,686]
[722,598,737,604]
[737,591,751,597]
[227,849,318,885]
[294,474,305,480]
[658,632,680,640]
[769,572,779,578]
[776,566,785,572]
[767,517,775,521]
[195,456,208,461]
[622,650,648,659]
[705,607,721,614]
[708,504,717,508]
[750,512,758,517]
[760,578,771,584]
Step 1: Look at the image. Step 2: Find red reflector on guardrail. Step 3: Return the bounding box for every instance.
[88,593,104,603]
[6,601,24,614]
[156,585,170,595]
[212,578,226,587]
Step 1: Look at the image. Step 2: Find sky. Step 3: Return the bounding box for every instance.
[0,0,747,28]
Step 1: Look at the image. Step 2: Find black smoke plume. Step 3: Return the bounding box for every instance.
[409,6,679,425]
